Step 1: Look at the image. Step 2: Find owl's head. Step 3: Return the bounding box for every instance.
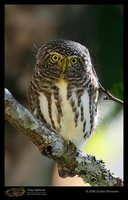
[36,39,92,74]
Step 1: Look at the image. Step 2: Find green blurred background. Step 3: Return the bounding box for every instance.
[5,5,123,186]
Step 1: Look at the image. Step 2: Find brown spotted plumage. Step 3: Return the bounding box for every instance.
[28,39,99,177]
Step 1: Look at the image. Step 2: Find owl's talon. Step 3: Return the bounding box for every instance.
[65,141,77,156]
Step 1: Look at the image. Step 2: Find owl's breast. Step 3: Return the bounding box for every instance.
[38,79,98,149]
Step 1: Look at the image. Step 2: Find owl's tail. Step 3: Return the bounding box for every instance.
[57,163,76,178]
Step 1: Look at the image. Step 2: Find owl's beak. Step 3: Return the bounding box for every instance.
[58,58,67,72]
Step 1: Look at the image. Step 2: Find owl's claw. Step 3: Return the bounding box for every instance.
[65,140,77,156]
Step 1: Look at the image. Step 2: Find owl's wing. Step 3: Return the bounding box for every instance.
[27,80,39,115]
[27,79,48,125]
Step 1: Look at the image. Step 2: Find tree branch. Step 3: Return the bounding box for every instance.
[4,88,123,186]
[99,84,124,105]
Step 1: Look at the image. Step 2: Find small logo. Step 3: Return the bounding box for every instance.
[5,187,26,197]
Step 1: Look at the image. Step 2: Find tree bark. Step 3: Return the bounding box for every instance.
[5,88,123,186]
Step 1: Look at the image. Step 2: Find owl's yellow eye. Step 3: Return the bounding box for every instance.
[70,57,78,65]
[51,54,59,62]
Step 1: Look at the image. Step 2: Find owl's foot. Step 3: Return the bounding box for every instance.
[57,141,77,178]
[65,140,77,156]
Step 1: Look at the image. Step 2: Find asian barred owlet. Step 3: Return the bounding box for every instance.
[28,39,99,178]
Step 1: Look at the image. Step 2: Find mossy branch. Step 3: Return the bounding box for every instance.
[4,88,123,186]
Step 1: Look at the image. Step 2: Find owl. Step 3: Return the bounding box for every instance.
[28,39,99,177]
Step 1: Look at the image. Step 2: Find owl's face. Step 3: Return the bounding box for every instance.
[36,39,92,76]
